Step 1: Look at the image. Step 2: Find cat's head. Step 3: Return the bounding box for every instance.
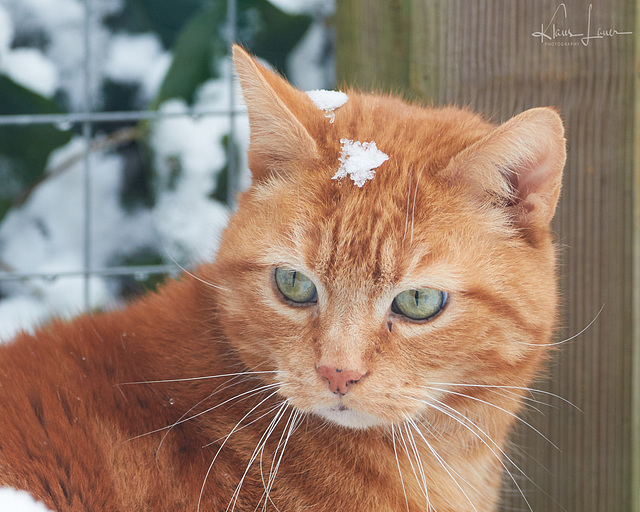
[210,46,565,430]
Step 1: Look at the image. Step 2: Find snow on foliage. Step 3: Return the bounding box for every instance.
[0,5,14,63]
[0,66,250,341]
[105,33,171,103]
[0,4,59,98]
[268,0,335,15]
[288,22,335,91]
[332,139,389,188]
[150,72,250,263]
[0,488,52,512]
[0,0,119,111]
[0,138,156,340]
[2,48,60,98]
[0,0,331,341]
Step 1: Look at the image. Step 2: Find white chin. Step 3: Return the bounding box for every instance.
[316,406,383,429]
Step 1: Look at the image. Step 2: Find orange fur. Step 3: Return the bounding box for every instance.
[0,46,566,511]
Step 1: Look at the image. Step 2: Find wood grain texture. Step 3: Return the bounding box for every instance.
[633,4,640,512]
[336,0,412,96]
[337,1,637,511]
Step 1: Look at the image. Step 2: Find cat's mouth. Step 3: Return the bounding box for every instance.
[314,403,383,429]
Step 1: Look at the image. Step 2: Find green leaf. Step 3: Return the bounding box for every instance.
[104,0,203,48]
[237,0,313,75]
[154,5,227,106]
[155,0,312,106]
[146,0,313,213]
[0,75,72,221]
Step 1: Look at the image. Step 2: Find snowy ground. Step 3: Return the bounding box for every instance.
[0,488,52,512]
[0,0,334,342]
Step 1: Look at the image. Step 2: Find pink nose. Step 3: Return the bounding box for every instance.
[316,366,364,396]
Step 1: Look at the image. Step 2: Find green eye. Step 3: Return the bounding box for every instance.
[392,288,447,321]
[274,267,317,304]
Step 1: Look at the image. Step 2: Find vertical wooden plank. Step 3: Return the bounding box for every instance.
[443,4,636,511]
[337,1,637,510]
[409,1,441,101]
[633,2,640,510]
[336,0,412,95]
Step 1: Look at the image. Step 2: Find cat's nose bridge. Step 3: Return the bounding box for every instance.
[316,318,370,388]
[320,320,365,357]
[317,346,367,379]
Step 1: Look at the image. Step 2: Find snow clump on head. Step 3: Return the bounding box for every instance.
[306,89,348,111]
[332,139,389,188]
[306,89,348,123]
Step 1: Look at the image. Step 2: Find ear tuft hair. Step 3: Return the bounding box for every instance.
[232,45,319,181]
[445,107,566,229]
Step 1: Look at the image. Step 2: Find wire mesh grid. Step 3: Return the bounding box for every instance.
[0,0,241,311]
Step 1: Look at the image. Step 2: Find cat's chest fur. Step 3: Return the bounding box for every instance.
[0,45,565,512]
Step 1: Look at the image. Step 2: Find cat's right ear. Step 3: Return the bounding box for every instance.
[232,45,318,181]
[446,107,566,231]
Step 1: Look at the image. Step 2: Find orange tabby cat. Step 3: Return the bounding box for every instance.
[0,46,565,511]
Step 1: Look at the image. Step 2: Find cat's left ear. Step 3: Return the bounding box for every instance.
[448,107,566,229]
[232,45,319,181]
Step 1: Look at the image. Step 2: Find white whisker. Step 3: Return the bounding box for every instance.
[400,421,433,511]
[403,167,413,242]
[163,243,231,292]
[203,401,284,448]
[422,386,559,450]
[425,398,534,512]
[423,381,580,411]
[156,374,253,460]
[410,164,426,245]
[198,393,287,512]
[484,387,551,414]
[225,401,290,512]
[129,383,280,441]
[391,424,411,512]
[518,303,604,346]
[119,370,278,386]
[487,389,545,415]
[260,408,301,511]
[396,423,427,506]
[405,415,477,512]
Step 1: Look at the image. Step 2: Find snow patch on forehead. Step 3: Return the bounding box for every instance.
[332,139,389,188]
[306,89,348,111]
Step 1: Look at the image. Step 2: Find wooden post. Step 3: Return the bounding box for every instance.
[336,0,412,96]
[338,1,638,511]
[633,4,640,511]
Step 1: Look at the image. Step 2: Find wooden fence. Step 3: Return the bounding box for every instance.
[336,1,638,510]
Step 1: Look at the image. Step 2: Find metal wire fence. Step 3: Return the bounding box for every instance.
[0,0,242,312]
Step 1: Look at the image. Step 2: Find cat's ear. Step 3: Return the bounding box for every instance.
[447,107,566,230]
[232,45,318,181]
